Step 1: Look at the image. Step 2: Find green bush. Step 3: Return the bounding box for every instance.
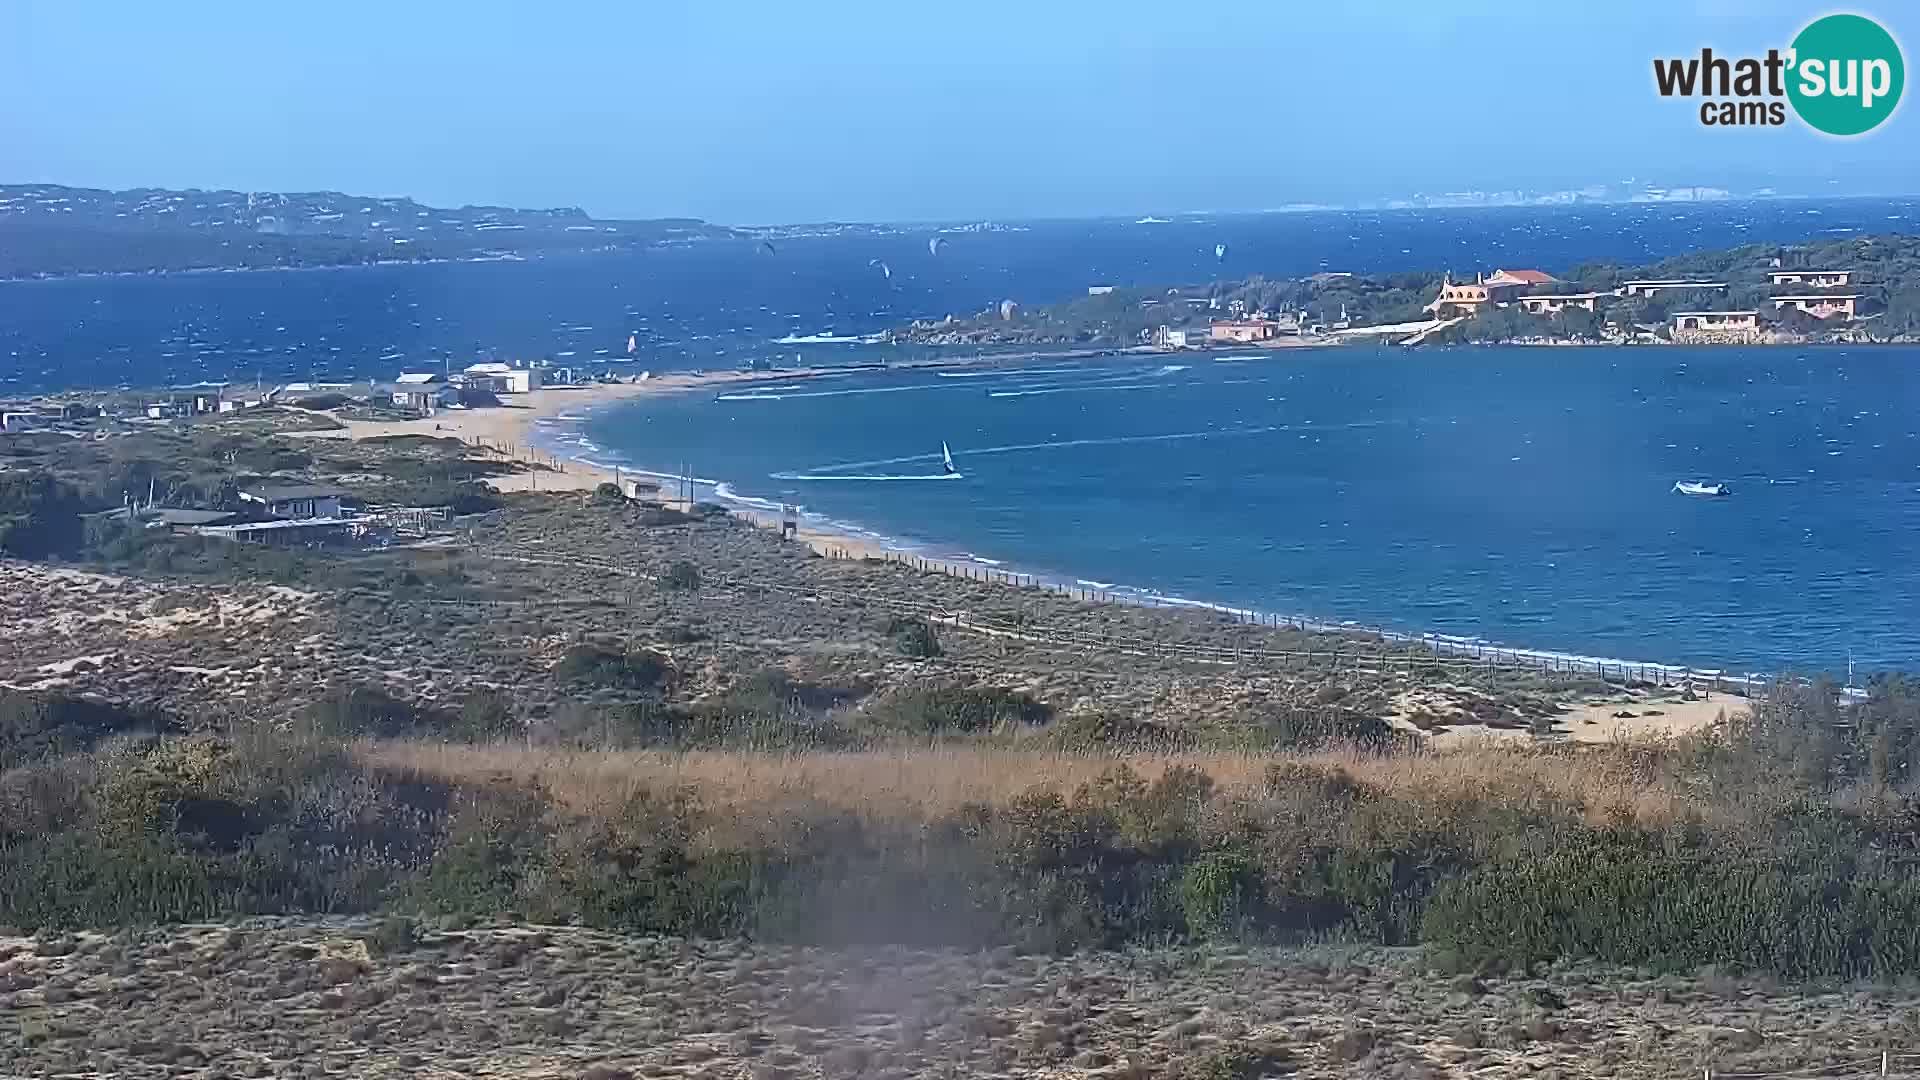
[0,690,176,770]
[0,471,87,559]
[1422,830,1920,979]
[1180,850,1264,941]
[863,685,1052,735]
[1046,711,1189,752]
[453,688,517,741]
[887,616,942,658]
[303,684,448,738]
[553,643,674,691]
[660,561,701,590]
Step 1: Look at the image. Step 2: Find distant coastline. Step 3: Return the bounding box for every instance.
[893,232,1920,350]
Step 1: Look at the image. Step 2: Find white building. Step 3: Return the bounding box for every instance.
[461,362,539,394]
[239,483,348,520]
[390,373,458,416]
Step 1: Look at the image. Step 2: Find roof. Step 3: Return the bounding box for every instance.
[1623,279,1728,286]
[240,484,349,503]
[1521,292,1608,300]
[1489,269,1558,285]
[464,362,516,375]
[1767,268,1850,276]
[395,372,445,385]
[1671,310,1758,317]
[83,507,238,526]
[194,517,355,535]
[1773,293,1861,300]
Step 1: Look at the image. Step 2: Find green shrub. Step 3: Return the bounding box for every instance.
[658,622,707,644]
[553,643,674,691]
[863,685,1051,735]
[887,616,942,658]
[0,471,87,559]
[1046,711,1188,752]
[1180,850,1264,940]
[303,685,447,738]
[660,561,701,590]
[1176,1043,1297,1080]
[453,688,517,741]
[0,690,176,770]
[1421,830,1920,978]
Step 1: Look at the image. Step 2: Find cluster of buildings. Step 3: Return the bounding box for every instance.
[91,481,447,549]
[1153,296,1319,349]
[380,361,542,417]
[1423,267,1863,338]
[124,360,546,423]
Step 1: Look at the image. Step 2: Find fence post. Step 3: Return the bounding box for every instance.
[1882,1049,1889,1078]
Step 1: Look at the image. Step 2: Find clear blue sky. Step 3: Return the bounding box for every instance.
[3,0,1914,223]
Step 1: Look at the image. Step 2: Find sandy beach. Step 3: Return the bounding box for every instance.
[298,364,1774,701]
[315,371,902,558]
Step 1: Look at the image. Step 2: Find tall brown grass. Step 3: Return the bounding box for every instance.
[356,735,1707,835]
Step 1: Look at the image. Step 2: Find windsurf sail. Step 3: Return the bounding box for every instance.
[942,441,956,474]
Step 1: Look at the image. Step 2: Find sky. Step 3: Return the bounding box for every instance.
[2,1,1915,224]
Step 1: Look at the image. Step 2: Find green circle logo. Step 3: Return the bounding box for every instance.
[1787,14,1904,136]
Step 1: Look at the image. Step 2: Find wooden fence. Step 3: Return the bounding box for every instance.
[808,544,1781,697]
[462,547,1780,698]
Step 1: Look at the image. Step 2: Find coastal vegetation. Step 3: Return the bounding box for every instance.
[899,232,1920,346]
[3,677,1920,983]
[8,399,1920,1079]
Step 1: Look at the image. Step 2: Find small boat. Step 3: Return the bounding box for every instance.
[1673,481,1729,497]
[941,441,958,476]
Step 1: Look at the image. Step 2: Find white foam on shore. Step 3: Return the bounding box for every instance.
[937,367,1081,379]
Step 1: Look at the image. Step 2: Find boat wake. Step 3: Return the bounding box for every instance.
[773,332,866,344]
[988,381,1164,399]
[717,383,954,402]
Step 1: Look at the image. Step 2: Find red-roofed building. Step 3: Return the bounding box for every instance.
[1485,268,1560,288]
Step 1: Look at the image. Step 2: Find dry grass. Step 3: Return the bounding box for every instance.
[357,736,1705,832]
[4,918,1910,1080]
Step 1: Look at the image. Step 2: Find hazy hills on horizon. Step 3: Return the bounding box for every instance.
[0,182,742,280]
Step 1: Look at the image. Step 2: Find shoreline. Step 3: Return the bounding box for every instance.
[318,360,1809,698]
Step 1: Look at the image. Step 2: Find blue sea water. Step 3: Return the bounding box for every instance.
[577,347,1920,675]
[3,197,1915,390]
[4,197,1920,673]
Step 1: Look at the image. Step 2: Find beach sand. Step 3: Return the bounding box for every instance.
[1423,690,1744,746]
[319,373,896,558]
[301,367,1759,705]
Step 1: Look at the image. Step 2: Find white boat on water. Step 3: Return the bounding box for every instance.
[1673,481,1729,497]
[941,441,958,476]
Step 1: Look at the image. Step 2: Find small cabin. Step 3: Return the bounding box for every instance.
[238,484,348,520]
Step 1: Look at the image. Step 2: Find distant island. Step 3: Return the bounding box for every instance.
[895,233,1920,348]
[0,183,741,280]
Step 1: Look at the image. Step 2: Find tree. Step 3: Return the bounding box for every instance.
[0,472,86,560]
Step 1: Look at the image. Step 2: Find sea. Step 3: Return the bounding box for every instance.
[4,197,1919,674]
